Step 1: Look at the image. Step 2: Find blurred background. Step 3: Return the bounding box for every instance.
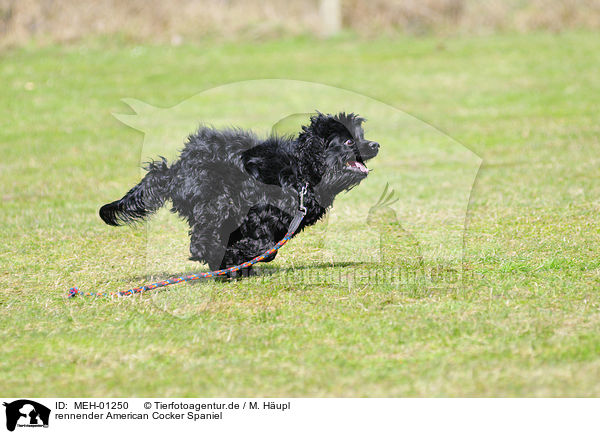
[1,0,599,46]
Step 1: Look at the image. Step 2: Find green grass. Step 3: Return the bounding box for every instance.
[1,32,599,397]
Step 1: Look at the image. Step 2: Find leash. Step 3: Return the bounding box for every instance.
[68,184,309,298]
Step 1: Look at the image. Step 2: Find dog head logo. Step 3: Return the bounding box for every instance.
[3,400,50,432]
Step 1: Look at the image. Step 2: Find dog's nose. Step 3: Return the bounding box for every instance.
[368,141,380,150]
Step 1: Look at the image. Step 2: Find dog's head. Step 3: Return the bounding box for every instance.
[297,112,379,197]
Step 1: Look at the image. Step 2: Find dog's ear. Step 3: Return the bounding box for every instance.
[296,128,326,157]
[296,113,330,155]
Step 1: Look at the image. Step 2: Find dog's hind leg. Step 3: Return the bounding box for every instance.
[218,236,279,274]
[189,225,229,271]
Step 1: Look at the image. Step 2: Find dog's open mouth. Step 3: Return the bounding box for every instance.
[345,160,369,174]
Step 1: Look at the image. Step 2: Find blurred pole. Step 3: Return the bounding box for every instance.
[319,0,342,37]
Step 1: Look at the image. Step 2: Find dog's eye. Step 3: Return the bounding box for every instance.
[344,139,354,146]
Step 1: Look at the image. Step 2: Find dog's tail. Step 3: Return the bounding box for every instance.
[99,158,171,226]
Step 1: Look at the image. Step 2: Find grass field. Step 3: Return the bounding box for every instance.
[1,32,599,397]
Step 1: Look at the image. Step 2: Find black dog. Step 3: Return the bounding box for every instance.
[100,112,379,273]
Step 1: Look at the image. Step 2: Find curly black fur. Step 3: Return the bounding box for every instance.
[100,112,379,272]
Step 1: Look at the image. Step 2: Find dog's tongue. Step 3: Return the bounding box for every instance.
[349,161,369,173]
